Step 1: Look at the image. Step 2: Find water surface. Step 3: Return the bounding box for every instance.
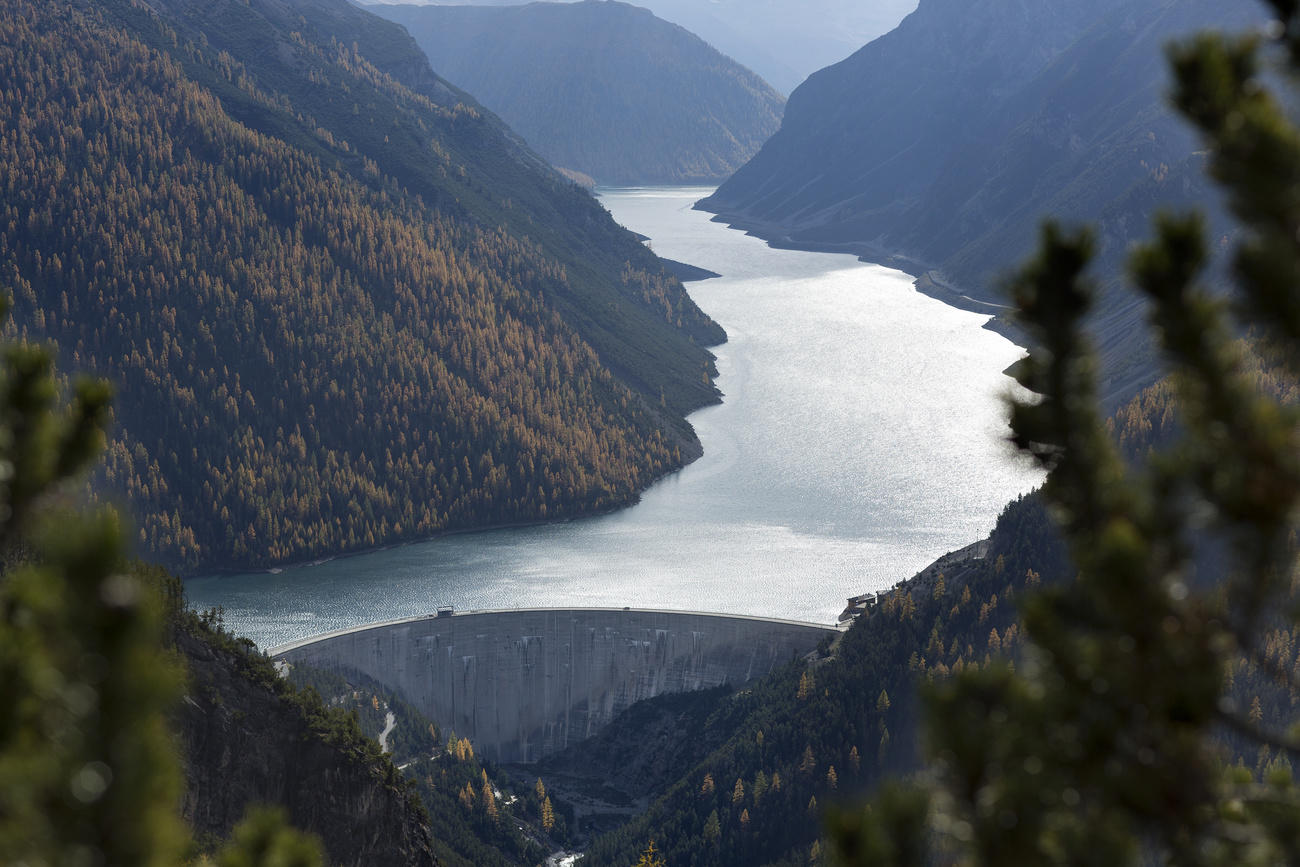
[186,187,1042,647]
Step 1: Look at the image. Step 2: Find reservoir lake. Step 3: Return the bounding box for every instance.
[185,187,1044,648]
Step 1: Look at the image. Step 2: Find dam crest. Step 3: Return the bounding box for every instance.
[271,607,837,763]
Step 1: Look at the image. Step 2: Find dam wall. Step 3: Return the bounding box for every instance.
[271,608,836,763]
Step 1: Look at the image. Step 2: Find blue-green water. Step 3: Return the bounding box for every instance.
[186,187,1042,648]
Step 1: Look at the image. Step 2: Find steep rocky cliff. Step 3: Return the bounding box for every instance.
[174,627,438,866]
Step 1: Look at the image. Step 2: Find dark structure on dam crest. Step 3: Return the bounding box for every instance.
[271,608,837,762]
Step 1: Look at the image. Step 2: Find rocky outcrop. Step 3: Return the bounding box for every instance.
[174,629,437,866]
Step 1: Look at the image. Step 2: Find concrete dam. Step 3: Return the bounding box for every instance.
[271,608,837,763]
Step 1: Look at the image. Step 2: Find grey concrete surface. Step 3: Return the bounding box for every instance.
[271,608,836,762]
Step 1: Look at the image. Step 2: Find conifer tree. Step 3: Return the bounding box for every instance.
[0,298,323,863]
[460,781,477,812]
[703,809,721,843]
[216,809,322,867]
[800,744,817,774]
[753,769,769,802]
[833,2,1300,863]
[635,840,666,867]
[480,769,498,821]
[0,299,183,865]
[541,795,555,832]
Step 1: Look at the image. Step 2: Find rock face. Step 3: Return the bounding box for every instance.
[372,0,785,184]
[274,608,836,762]
[701,0,1261,403]
[174,630,437,866]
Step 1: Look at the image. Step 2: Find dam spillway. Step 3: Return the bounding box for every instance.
[270,608,837,763]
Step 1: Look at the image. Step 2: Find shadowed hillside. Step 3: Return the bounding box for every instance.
[372,0,785,185]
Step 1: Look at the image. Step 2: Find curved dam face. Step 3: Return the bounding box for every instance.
[271,608,836,763]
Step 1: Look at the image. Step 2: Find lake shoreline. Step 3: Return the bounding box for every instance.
[692,202,1026,346]
[184,448,707,584]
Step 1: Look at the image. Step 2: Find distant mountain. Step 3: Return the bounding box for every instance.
[370,0,785,185]
[620,0,919,94]
[382,0,920,96]
[0,0,724,573]
[701,0,1261,403]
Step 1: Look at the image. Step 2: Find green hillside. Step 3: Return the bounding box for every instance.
[371,0,785,185]
[0,0,723,574]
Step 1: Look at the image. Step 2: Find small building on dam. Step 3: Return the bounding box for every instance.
[271,608,837,763]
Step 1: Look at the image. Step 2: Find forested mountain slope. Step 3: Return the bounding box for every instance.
[0,0,723,574]
[370,1,785,185]
[701,0,1261,403]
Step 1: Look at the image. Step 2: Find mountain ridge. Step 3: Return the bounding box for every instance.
[380,0,920,95]
[370,0,785,185]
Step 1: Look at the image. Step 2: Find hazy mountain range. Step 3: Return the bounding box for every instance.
[370,0,785,184]
[380,0,920,94]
